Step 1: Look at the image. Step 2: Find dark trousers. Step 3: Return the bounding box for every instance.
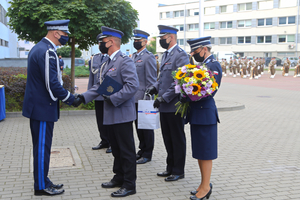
[160,112,186,175]
[108,122,136,190]
[135,103,154,159]
[30,119,54,190]
[95,101,109,146]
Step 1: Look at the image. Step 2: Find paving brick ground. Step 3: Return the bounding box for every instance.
[0,71,300,200]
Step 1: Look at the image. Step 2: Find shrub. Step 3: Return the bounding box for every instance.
[0,67,93,112]
[64,66,90,77]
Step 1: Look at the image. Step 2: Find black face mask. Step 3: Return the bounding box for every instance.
[133,41,143,50]
[99,42,110,54]
[159,37,170,49]
[193,49,206,63]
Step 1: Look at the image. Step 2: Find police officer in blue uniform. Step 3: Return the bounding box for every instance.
[131,29,157,164]
[146,25,189,181]
[185,36,222,200]
[22,19,79,196]
[59,55,64,72]
[80,26,139,198]
[89,33,111,153]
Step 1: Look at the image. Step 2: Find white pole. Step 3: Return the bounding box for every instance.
[199,0,204,37]
[296,0,299,57]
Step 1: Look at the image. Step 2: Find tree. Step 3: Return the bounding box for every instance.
[57,46,82,58]
[146,37,156,55]
[7,0,138,93]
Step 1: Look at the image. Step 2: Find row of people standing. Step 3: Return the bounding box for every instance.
[220,56,300,79]
[78,25,222,199]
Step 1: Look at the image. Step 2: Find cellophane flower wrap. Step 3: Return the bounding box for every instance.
[172,63,219,117]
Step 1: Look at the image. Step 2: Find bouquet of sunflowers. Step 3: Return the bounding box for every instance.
[172,63,219,117]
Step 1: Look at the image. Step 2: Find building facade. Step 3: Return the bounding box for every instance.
[157,0,300,59]
[0,0,19,59]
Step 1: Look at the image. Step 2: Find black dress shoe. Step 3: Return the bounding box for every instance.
[190,188,212,200]
[136,157,151,164]
[111,188,136,197]
[165,174,184,181]
[51,183,63,189]
[101,180,122,188]
[136,154,141,160]
[190,183,212,195]
[157,171,171,177]
[92,143,109,150]
[106,146,112,153]
[34,187,65,196]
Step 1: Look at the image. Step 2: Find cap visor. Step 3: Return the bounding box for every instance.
[158,33,167,37]
[62,30,71,34]
[133,36,143,40]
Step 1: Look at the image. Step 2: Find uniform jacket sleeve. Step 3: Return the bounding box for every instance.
[162,52,189,103]
[87,59,94,90]
[144,54,157,89]
[45,51,74,105]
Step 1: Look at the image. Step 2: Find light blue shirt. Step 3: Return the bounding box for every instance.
[44,37,57,51]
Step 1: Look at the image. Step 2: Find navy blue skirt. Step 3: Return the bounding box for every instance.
[190,124,218,160]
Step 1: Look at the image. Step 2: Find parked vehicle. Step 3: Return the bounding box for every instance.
[74,58,85,67]
[265,57,282,66]
[212,51,237,61]
[281,57,298,67]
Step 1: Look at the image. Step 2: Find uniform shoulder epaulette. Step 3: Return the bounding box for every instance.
[211,59,217,63]
[177,47,183,52]
[146,50,152,55]
[121,53,127,58]
[93,53,101,57]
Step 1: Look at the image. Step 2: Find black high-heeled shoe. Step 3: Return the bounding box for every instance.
[190,186,212,200]
[190,183,212,195]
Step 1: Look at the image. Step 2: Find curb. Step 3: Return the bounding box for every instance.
[4,101,245,118]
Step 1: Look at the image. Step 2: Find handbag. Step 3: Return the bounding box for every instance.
[137,94,160,130]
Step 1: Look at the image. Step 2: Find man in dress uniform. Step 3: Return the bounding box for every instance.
[131,29,157,164]
[88,34,111,153]
[80,26,139,197]
[269,57,276,78]
[22,19,80,196]
[261,58,265,75]
[294,56,300,77]
[282,57,291,76]
[59,55,64,72]
[146,25,189,181]
[229,57,233,75]
[232,58,237,77]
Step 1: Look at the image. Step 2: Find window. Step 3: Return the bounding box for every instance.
[258,0,273,10]
[204,7,215,15]
[279,0,297,8]
[238,36,251,44]
[257,36,272,43]
[220,21,232,29]
[220,37,232,44]
[210,38,215,44]
[0,4,8,26]
[204,22,215,30]
[175,10,184,17]
[5,41,8,47]
[160,12,162,19]
[25,51,29,56]
[220,5,227,13]
[279,16,296,25]
[189,9,199,16]
[166,12,170,18]
[177,39,184,46]
[238,3,252,11]
[278,35,295,43]
[238,20,252,27]
[174,25,184,31]
[188,24,199,31]
[258,18,272,26]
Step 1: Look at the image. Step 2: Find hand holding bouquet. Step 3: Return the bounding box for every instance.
[172,63,219,117]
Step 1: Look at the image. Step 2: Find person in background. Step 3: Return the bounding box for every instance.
[59,55,64,72]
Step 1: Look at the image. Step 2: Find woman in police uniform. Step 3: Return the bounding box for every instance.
[185,36,222,200]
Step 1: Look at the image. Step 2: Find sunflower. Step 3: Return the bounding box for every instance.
[186,63,197,69]
[175,70,186,80]
[191,83,201,95]
[212,82,218,90]
[194,70,205,80]
[184,77,190,82]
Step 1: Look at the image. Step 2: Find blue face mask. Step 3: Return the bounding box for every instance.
[58,33,69,45]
